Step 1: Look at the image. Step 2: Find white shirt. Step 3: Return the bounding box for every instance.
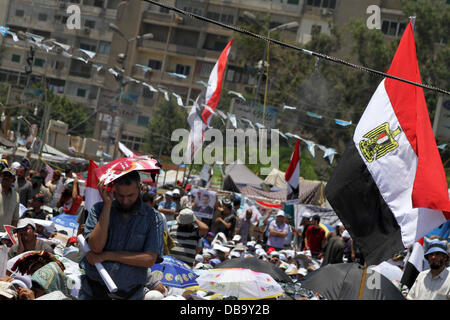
[407,268,450,300]
[0,185,20,232]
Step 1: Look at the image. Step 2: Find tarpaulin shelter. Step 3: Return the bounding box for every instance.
[263,168,326,205]
[222,163,286,202]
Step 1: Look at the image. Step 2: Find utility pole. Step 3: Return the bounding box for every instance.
[13,46,35,160]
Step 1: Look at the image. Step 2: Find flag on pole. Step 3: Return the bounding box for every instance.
[45,164,54,185]
[118,141,136,158]
[185,40,233,163]
[285,139,300,204]
[324,21,449,266]
[400,239,424,289]
[85,159,102,211]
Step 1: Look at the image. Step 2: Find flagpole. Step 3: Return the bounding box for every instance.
[357,262,368,300]
[184,163,193,187]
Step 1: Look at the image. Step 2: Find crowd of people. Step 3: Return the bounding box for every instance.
[0,155,449,300]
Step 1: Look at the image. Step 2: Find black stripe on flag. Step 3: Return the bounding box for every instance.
[325,142,404,266]
[400,261,421,289]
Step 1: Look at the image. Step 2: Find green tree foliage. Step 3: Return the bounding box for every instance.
[2,82,94,138]
[46,89,95,137]
[142,99,189,156]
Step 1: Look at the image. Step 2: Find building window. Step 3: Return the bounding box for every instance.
[84,19,96,29]
[199,62,214,78]
[381,20,407,37]
[15,9,25,17]
[77,88,87,97]
[137,115,150,127]
[203,34,229,51]
[34,58,45,67]
[148,60,162,70]
[38,13,47,21]
[11,54,21,63]
[54,61,65,70]
[143,87,154,99]
[69,59,92,78]
[225,66,243,83]
[94,0,104,8]
[287,0,300,4]
[80,42,97,52]
[218,13,234,24]
[307,0,335,8]
[175,64,190,76]
[206,12,220,21]
[98,41,110,55]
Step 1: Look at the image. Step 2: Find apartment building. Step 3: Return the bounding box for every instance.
[0,0,120,110]
[96,0,306,154]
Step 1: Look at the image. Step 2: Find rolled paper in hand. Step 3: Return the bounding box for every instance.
[77,235,118,293]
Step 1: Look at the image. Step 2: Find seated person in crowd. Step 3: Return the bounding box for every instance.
[22,193,47,220]
[7,219,54,259]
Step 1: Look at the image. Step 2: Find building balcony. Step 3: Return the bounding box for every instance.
[209,0,303,14]
[161,71,193,84]
[132,68,162,83]
[92,53,110,65]
[138,39,168,52]
[63,27,113,42]
[167,43,197,57]
[142,10,175,26]
[12,0,58,9]
[196,48,223,62]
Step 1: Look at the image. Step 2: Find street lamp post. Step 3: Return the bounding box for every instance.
[106,23,153,158]
[242,12,298,126]
[262,21,299,126]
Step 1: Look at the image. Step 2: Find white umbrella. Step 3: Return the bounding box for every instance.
[196,268,284,300]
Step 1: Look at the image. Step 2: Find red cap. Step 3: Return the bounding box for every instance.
[68,236,78,245]
[267,247,275,254]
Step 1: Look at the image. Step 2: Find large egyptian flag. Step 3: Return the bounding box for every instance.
[185,40,233,163]
[285,139,300,204]
[325,21,450,266]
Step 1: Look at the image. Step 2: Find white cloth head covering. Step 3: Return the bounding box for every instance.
[144,290,165,300]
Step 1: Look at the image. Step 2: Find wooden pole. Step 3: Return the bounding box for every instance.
[184,163,193,187]
[357,262,368,300]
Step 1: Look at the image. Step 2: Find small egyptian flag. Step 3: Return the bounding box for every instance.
[85,159,102,211]
[400,239,424,289]
[325,21,449,266]
[285,139,300,205]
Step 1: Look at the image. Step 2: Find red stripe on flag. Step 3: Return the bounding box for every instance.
[255,200,282,209]
[285,139,300,181]
[384,22,450,213]
[87,159,99,188]
[201,40,233,125]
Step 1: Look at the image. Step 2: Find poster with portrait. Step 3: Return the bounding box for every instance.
[191,188,216,220]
